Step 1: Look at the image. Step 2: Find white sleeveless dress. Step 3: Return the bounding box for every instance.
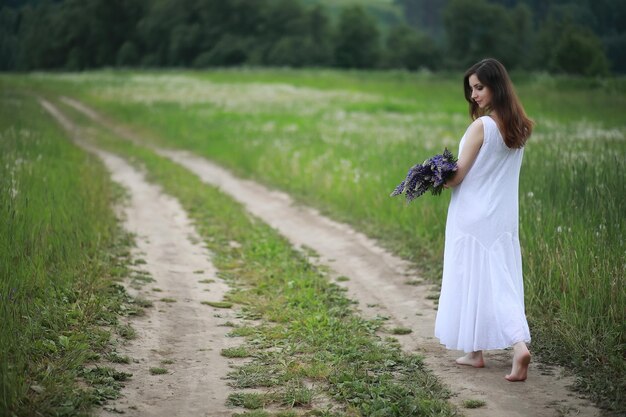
[434,116,531,352]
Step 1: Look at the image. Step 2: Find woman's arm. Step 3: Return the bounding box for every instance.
[445,119,484,188]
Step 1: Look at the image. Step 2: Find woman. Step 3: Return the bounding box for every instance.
[434,58,534,381]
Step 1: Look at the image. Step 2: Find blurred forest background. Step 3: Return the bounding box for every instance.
[1,0,624,75]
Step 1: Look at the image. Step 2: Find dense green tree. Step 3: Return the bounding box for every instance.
[193,34,251,67]
[334,5,380,69]
[254,0,308,65]
[116,41,139,66]
[509,3,533,70]
[15,0,144,70]
[0,0,623,73]
[384,24,440,71]
[603,33,626,73]
[535,19,609,76]
[443,0,530,70]
[262,3,332,67]
[0,6,19,70]
[393,0,447,39]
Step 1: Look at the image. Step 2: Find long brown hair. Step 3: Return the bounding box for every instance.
[463,58,533,148]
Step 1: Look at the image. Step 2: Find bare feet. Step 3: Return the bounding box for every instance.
[456,351,485,368]
[505,342,531,381]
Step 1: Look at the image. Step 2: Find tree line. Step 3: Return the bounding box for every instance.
[0,0,621,75]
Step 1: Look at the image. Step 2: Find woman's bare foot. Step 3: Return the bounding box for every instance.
[456,351,484,368]
[505,342,531,381]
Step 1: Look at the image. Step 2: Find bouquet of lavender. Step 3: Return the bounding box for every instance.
[390,148,458,203]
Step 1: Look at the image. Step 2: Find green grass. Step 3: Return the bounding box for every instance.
[227,392,273,409]
[201,301,234,308]
[390,327,413,335]
[107,353,132,364]
[462,399,486,409]
[0,86,136,415]
[149,367,168,375]
[4,68,626,413]
[48,68,622,412]
[221,346,251,358]
[54,102,458,416]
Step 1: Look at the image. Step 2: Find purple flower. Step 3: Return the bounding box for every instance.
[390,148,457,203]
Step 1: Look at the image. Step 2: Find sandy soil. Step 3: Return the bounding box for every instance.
[60,97,603,417]
[40,99,243,417]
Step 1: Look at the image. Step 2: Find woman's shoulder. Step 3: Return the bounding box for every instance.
[478,115,503,140]
[478,115,498,128]
[462,118,485,148]
[466,117,485,137]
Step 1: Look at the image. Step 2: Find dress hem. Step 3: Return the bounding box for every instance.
[435,337,531,353]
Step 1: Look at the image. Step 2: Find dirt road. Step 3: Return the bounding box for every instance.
[60,96,601,417]
[41,99,243,417]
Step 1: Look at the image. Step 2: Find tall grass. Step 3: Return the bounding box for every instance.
[18,69,626,412]
[0,86,131,415]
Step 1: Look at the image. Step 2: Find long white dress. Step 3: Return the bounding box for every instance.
[434,116,531,352]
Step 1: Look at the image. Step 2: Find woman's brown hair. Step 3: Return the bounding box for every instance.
[463,58,534,148]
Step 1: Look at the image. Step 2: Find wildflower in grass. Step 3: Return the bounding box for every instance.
[390,148,458,203]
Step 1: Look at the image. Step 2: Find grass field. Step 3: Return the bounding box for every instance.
[0,87,139,415]
[56,109,457,415]
[3,68,626,413]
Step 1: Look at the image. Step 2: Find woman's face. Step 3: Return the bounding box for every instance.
[468,74,492,109]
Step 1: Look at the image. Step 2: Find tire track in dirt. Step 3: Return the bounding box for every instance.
[40,98,243,417]
[61,96,602,417]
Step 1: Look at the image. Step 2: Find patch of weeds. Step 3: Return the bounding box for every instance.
[117,324,137,340]
[198,278,216,284]
[107,352,132,364]
[130,270,154,285]
[281,381,314,407]
[221,346,251,358]
[463,399,487,408]
[159,297,177,303]
[133,258,147,265]
[193,270,205,274]
[236,308,263,320]
[426,293,440,300]
[404,279,423,285]
[335,276,350,282]
[123,304,145,316]
[151,287,163,292]
[227,392,272,409]
[202,301,233,308]
[390,327,413,335]
[81,366,132,404]
[221,321,237,327]
[149,367,168,375]
[229,363,285,388]
[160,359,175,365]
[384,337,401,347]
[133,297,153,308]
